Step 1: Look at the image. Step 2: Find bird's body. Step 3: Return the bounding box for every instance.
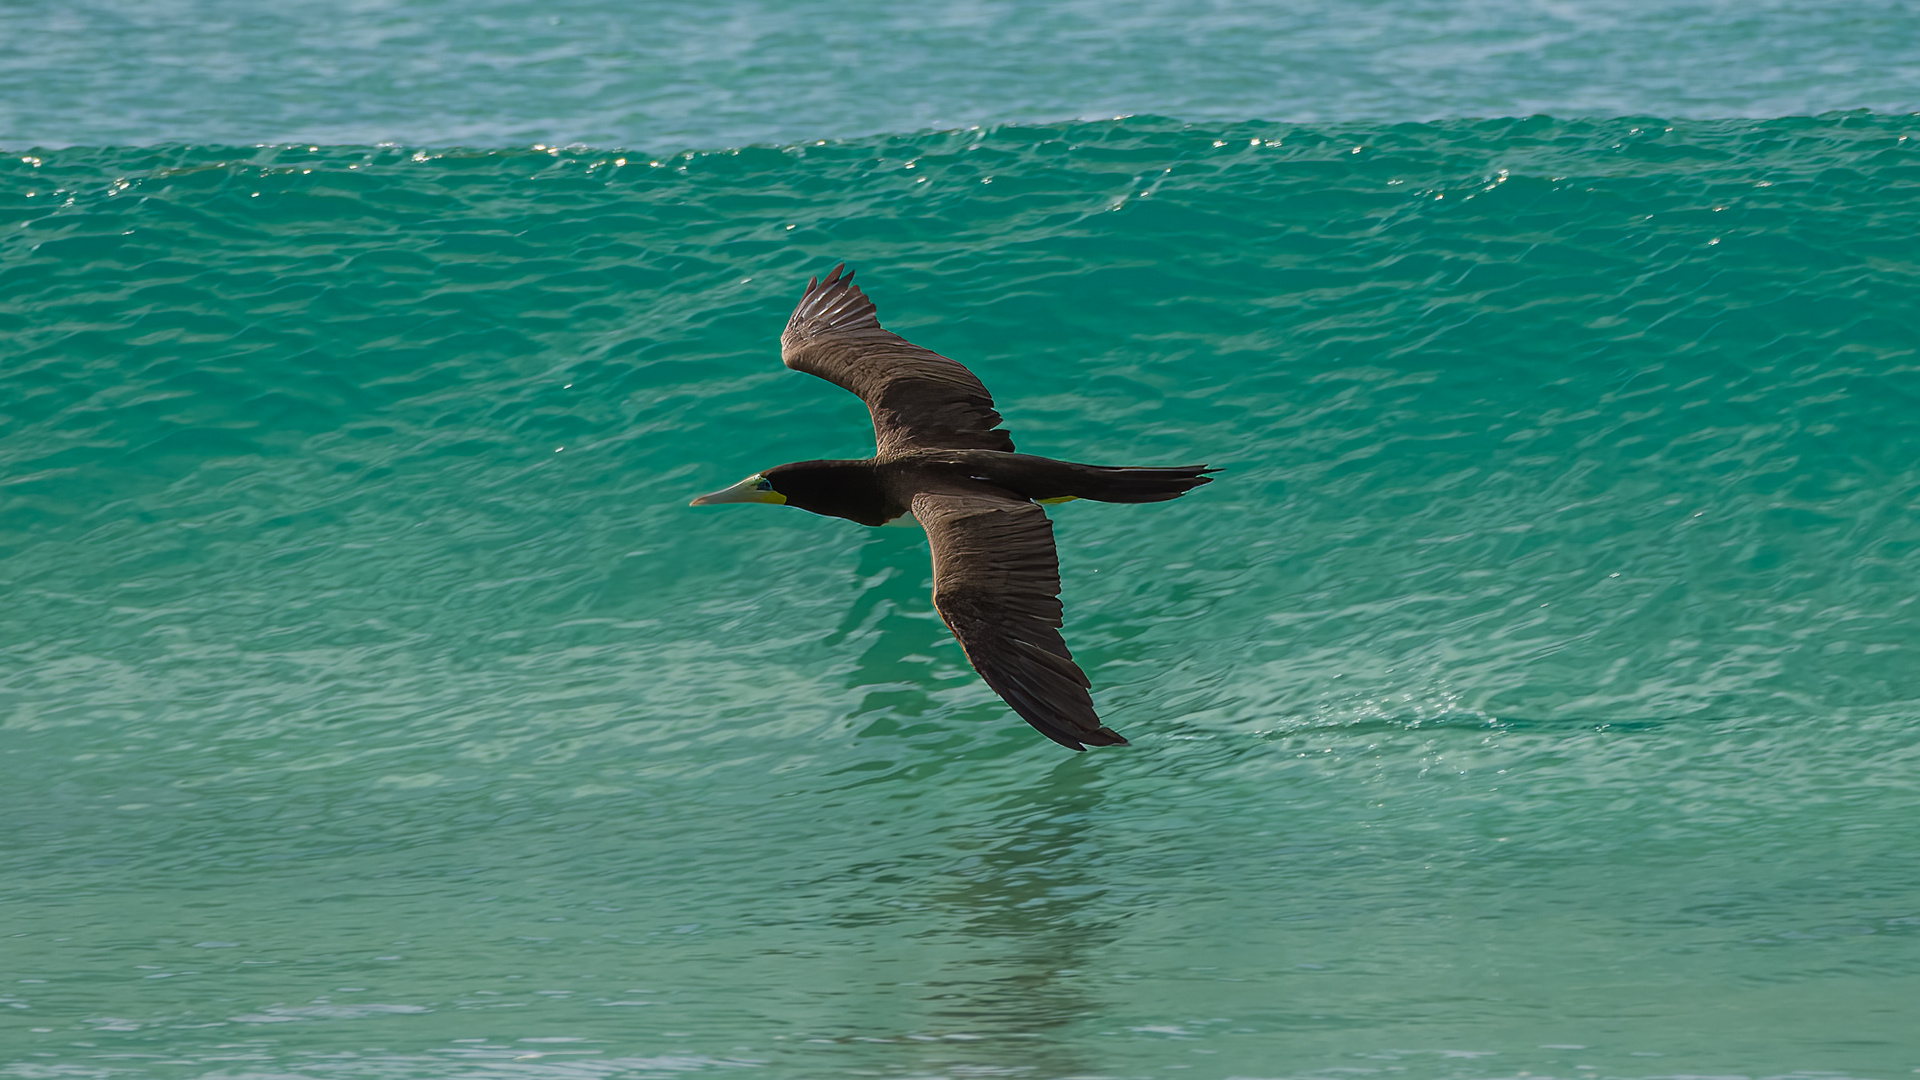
[692,266,1215,750]
[759,451,1218,527]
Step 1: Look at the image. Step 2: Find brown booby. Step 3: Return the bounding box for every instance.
[692,265,1215,750]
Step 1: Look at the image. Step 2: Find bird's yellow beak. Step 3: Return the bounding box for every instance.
[689,474,787,506]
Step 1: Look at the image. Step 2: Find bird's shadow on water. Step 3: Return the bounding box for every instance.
[819,528,986,748]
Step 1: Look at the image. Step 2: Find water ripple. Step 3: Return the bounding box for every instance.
[2,115,1918,1078]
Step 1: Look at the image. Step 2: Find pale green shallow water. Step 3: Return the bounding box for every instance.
[4,113,1920,1077]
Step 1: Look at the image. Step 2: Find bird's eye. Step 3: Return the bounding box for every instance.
[755,477,774,492]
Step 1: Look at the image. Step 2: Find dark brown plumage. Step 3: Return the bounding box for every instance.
[691,265,1216,750]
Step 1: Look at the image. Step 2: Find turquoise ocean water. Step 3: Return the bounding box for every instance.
[5,5,1920,1080]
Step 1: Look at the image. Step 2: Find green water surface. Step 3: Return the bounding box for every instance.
[3,115,1919,1078]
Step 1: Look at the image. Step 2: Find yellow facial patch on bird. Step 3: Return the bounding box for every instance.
[1035,495,1081,505]
[690,474,787,506]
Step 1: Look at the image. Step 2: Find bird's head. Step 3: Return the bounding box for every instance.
[690,461,883,523]
[689,470,788,507]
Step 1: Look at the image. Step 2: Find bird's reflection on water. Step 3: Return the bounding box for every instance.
[798,531,1123,1074]
[791,760,1121,1076]
[911,758,1121,1075]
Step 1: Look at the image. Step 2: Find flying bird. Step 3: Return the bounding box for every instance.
[692,265,1215,750]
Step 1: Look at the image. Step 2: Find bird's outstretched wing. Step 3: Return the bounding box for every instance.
[780,264,1016,454]
[913,490,1127,751]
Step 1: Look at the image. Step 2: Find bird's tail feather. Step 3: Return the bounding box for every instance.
[1057,464,1219,503]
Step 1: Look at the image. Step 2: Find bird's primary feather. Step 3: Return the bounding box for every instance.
[914,488,1127,751]
[780,264,1017,455]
